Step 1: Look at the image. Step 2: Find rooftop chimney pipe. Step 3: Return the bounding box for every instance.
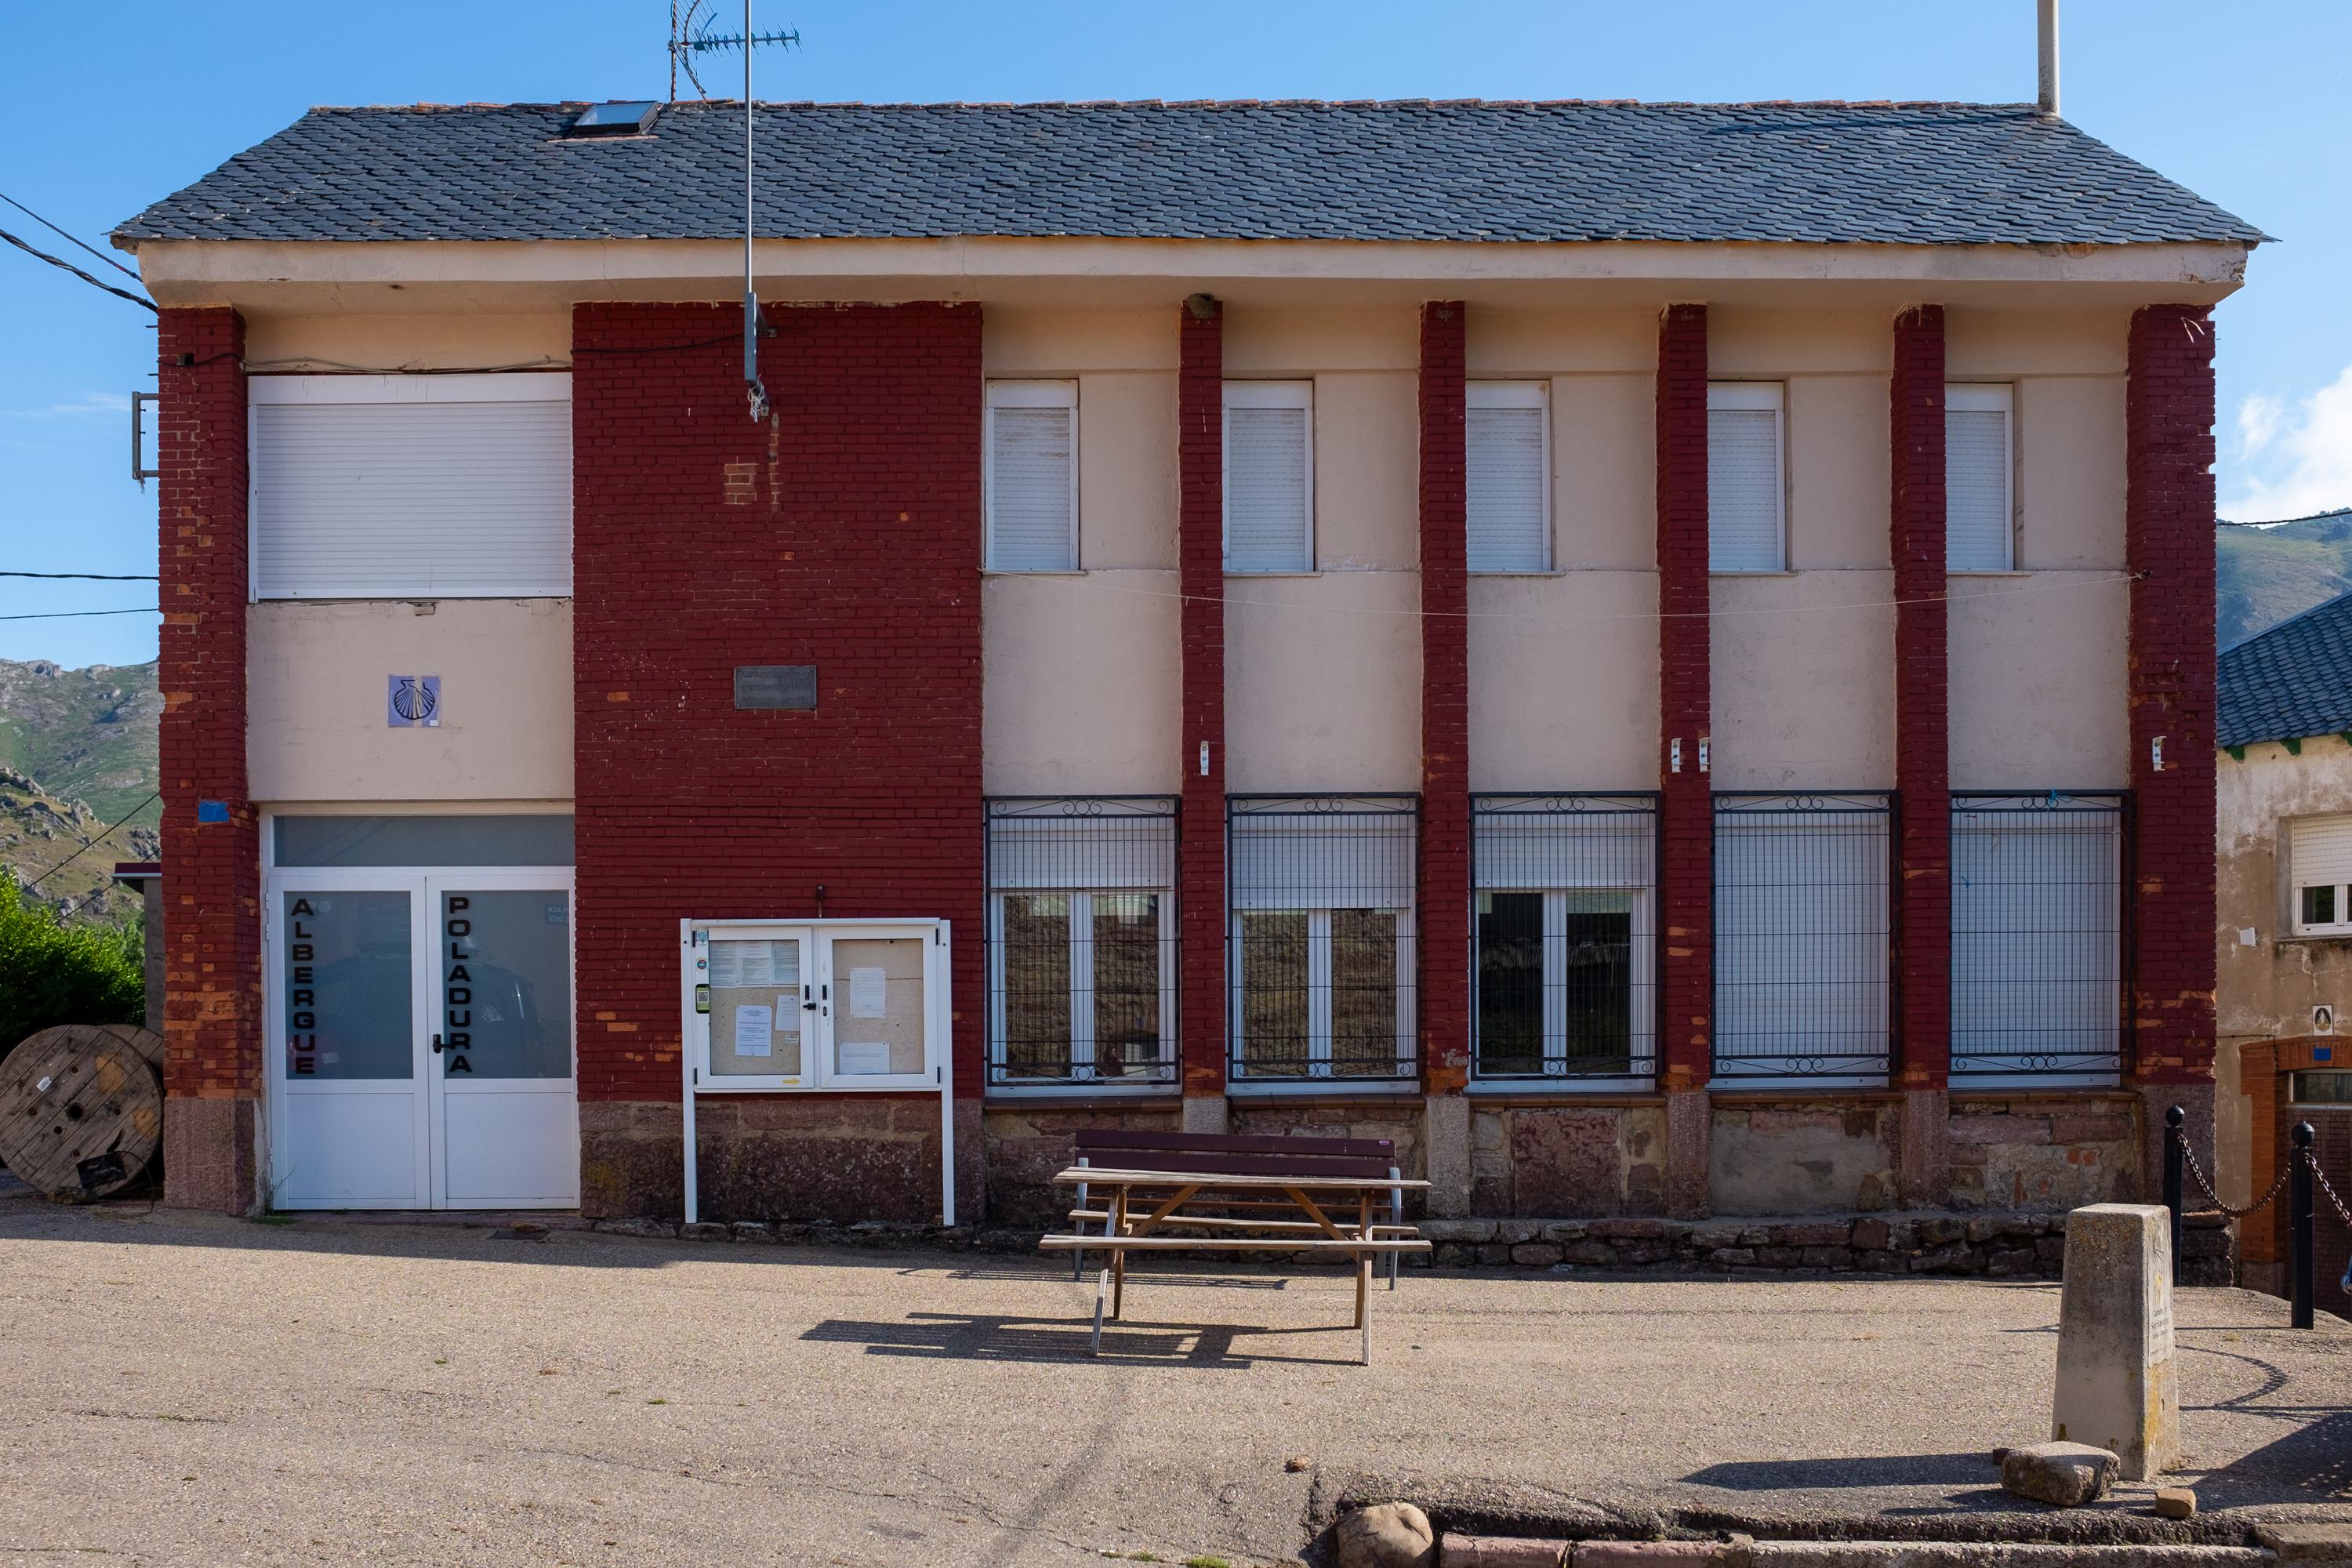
[2037,0,2060,118]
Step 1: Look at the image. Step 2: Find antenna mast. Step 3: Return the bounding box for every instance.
[667,0,800,420]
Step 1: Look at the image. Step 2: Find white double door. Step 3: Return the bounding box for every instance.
[267,867,578,1209]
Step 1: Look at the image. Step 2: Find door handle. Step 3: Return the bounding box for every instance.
[430,1034,446,1054]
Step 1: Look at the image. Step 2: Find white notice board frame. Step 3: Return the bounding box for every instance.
[679,916,954,1226]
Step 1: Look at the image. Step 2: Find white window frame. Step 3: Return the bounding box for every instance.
[1222,380,1316,574]
[1706,381,1787,574]
[983,379,1080,572]
[986,889,1179,1094]
[1945,383,2016,573]
[1471,887,1656,1087]
[1466,380,1552,574]
[2290,814,2352,937]
[1228,904,1417,1084]
[247,372,573,601]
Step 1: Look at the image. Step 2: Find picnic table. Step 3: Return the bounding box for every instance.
[1036,1129,1432,1363]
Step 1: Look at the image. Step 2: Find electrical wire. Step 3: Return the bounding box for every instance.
[0,571,158,581]
[1,225,157,311]
[21,790,162,893]
[0,606,158,621]
[0,190,143,281]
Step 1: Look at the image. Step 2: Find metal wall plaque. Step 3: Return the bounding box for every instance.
[734,665,817,711]
[387,674,441,728]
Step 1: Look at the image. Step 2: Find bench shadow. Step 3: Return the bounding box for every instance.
[1682,1454,1994,1490]
[800,1311,1365,1367]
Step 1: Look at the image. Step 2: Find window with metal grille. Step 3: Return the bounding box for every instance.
[1229,795,1417,1083]
[1707,382,1784,573]
[985,381,1078,572]
[1951,792,2124,1082]
[985,797,1178,1090]
[1224,382,1313,572]
[1472,795,1657,1083]
[1713,792,1892,1083]
[1946,385,2015,572]
[1466,383,1549,572]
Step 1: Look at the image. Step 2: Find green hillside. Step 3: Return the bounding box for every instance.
[0,659,160,920]
[2219,510,2352,648]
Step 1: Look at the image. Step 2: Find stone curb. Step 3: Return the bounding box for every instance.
[1437,1539,2289,1568]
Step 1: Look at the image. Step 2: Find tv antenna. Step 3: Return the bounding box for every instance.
[670,0,800,421]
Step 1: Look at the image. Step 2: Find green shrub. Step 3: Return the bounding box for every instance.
[0,878,144,1051]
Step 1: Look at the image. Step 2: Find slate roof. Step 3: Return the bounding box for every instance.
[113,99,2266,248]
[2220,588,2352,750]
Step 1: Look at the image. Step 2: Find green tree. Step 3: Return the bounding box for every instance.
[0,878,143,1050]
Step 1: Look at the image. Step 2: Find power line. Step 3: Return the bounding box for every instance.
[0,190,143,282]
[22,790,162,893]
[1,225,158,312]
[0,571,158,581]
[0,606,158,622]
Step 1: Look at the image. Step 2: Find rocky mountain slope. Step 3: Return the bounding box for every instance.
[0,659,160,920]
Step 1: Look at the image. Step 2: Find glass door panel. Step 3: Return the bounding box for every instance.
[273,884,427,1209]
[285,891,413,1080]
[437,890,572,1080]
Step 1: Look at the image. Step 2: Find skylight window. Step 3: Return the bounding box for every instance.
[568,102,659,137]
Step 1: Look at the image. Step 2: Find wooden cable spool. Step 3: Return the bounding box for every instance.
[0,1025,165,1200]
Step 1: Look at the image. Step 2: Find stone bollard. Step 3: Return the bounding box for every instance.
[2053,1203,2179,1479]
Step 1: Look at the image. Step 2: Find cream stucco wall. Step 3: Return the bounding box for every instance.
[2214,737,2352,1209]
[247,599,573,803]
[1468,573,1659,791]
[242,312,572,371]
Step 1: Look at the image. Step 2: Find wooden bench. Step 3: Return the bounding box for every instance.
[1037,1129,1431,1363]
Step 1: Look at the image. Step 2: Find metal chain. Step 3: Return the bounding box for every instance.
[2174,1128,2292,1218]
[2312,1152,2352,1230]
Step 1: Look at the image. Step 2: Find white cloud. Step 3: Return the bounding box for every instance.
[2223,365,2352,523]
[1,392,131,420]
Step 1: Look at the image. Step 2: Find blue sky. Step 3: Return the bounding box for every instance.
[4,0,2345,667]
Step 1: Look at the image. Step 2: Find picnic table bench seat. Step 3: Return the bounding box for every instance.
[1036,1128,1431,1363]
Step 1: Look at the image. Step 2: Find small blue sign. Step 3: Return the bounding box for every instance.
[196,800,229,824]
[2318,1045,2334,1063]
[387,675,441,728]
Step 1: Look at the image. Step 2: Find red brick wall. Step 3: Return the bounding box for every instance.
[1178,299,1227,1098]
[570,302,985,1106]
[1890,306,1951,1087]
[156,307,259,1101]
[1655,305,1713,1091]
[2124,305,2218,1087]
[1420,302,1471,1094]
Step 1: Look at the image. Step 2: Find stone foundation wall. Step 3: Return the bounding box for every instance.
[1947,1095,2141,1211]
[1468,1102,1668,1218]
[1228,1101,1428,1191]
[980,1103,1182,1226]
[582,1096,942,1224]
[1708,1100,1899,1214]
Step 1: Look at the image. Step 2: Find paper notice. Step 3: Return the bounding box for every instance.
[733,1004,773,1058]
[849,967,887,1019]
[837,1040,889,1075]
[709,944,742,989]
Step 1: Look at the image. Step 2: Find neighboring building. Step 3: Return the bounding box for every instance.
[114,99,2254,1225]
[2216,591,2352,1312]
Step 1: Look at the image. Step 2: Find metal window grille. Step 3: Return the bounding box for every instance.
[1471,794,1658,1082]
[1228,795,1418,1083]
[1713,792,1893,1083]
[1951,791,2125,1083]
[985,797,1178,1089]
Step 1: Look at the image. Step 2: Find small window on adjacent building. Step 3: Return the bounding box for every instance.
[985,798,1177,1089]
[2291,1070,2352,1105]
[1466,383,1550,572]
[2291,814,2352,936]
[1707,383,1785,572]
[1228,796,1417,1082]
[1224,383,1314,572]
[985,381,1079,572]
[1947,385,2015,572]
[249,373,572,599]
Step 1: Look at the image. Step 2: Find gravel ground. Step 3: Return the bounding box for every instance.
[0,1188,2345,1567]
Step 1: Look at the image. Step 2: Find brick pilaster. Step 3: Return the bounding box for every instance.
[1890,307,1951,1088]
[1656,304,1712,1218]
[1655,305,1713,1094]
[157,307,262,1211]
[1178,297,1227,1107]
[1419,302,1471,1096]
[2125,307,2219,1106]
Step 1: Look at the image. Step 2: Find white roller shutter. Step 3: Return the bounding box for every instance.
[1230,805,1415,912]
[249,374,571,599]
[2293,815,2352,891]
[1466,383,1548,572]
[985,382,1077,571]
[1951,798,2122,1075]
[1224,383,1312,572]
[1707,383,1784,572]
[1946,385,2013,572]
[1713,805,1889,1076]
